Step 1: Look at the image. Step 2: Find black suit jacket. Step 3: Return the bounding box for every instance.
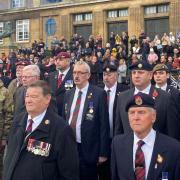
[115,85,179,140]
[62,84,110,164]
[99,82,129,136]
[47,67,73,116]
[166,85,180,141]
[111,132,180,180]
[3,107,79,180]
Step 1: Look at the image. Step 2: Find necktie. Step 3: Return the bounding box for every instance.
[57,73,64,88]
[107,89,111,107]
[135,140,145,180]
[26,119,34,135]
[70,91,82,130]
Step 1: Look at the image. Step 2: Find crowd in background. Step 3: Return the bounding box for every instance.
[0,31,180,88]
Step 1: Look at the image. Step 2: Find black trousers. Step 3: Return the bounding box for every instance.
[77,143,98,180]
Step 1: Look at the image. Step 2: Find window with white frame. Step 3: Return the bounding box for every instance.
[12,0,24,8]
[107,9,128,18]
[108,10,118,18]
[144,4,169,14]
[74,13,92,22]
[158,4,169,13]
[16,19,29,42]
[0,22,3,44]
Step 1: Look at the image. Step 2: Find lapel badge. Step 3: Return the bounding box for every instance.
[89,102,94,113]
[157,154,163,164]
[152,89,158,99]
[135,95,143,105]
[45,119,50,125]
[88,92,93,99]
[138,63,142,68]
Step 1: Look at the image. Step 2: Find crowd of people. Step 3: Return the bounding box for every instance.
[0,31,180,180]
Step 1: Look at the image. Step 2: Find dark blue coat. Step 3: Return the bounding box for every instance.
[3,107,79,180]
[62,84,110,164]
[111,132,180,180]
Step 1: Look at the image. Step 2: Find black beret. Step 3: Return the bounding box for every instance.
[129,61,153,71]
[103,61,117,72]
[125,92,155,112]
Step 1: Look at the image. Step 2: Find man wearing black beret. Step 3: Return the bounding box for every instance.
[115,61,179,141]
[98,62,129,180]
[111,92,180,180]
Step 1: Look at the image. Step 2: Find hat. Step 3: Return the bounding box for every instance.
[125,92,155,112]
[153,64,169,73]
[15,59,30,67]
[56,52,70,59]
[129,61,153,71]
[103,62,118,72]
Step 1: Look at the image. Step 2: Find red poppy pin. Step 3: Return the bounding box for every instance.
[152,90,158,99]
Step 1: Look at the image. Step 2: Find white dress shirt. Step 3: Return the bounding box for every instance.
[134,84,151,95]
[58,67,70,81]
[133,129,156,179]
[26,110,47,132]
[155,83,167,91]
[68,83,89,143]
[104,82,117,138]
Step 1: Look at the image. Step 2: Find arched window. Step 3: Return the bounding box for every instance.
[45,18,56,36]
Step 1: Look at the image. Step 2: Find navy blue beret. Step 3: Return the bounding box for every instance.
[125,92,155,112]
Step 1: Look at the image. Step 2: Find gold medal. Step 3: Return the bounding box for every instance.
[34,148,39,155]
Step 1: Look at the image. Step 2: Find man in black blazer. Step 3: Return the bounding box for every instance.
[47,52,73,116]
[62,60,110,180]
[3,80,79,180]
[111,93,180,180]
[153,63,180,141]
[115,61,179,140]
[98,62,129,180]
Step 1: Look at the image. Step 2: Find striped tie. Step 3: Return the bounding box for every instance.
[135,140,145,180]
[26,119,34,135]
[70,91,82,130]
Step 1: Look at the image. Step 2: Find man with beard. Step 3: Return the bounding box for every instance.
[47,52,73,116]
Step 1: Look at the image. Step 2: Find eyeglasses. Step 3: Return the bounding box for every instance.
[73,71,89,76]
[22,76,36,79]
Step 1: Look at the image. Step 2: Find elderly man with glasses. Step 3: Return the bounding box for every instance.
[62,60,110,180]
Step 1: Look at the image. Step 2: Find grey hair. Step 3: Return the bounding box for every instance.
[23,64,40,76]
[74,60,91,73]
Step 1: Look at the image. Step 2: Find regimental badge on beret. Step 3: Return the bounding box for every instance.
[135,95,143,105]
[138,63,143,68]
[106,68,110,72]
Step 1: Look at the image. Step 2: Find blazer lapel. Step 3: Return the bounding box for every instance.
[21,109,51,151]
[82,85,93,121]
[123,133,136,179]
[66,88,76,121]
[147,133,167,180]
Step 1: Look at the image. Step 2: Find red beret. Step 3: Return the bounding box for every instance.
[15,59,31,67]
[56,52,70,59]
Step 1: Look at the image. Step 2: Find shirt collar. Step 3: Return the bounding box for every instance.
[134,128,156,148]
[27,109,47,123]
[104,82,117,93]
[59,67,70,76]
[155,83,167,91]
[134,84,151,95]
[76,82,89,94]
